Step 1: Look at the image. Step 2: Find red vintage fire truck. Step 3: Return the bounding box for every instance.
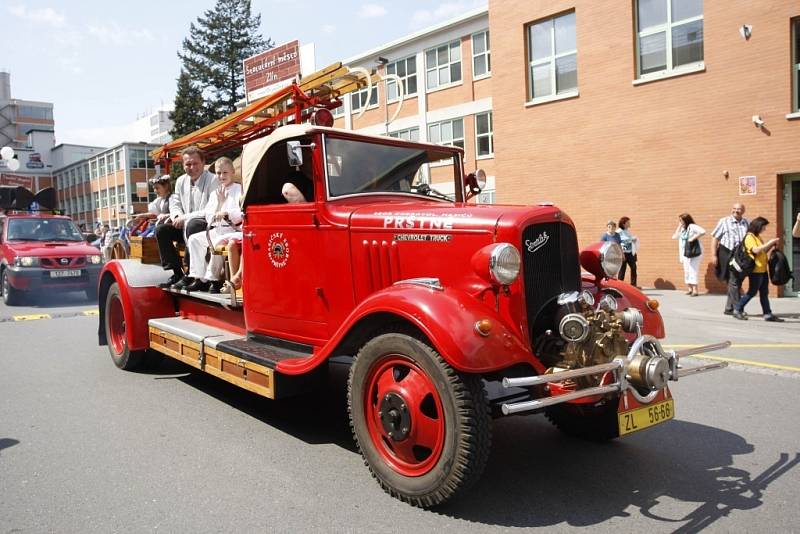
[97,63,729,507]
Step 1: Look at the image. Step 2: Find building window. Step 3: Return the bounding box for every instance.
[388,127,420,141]
[107,154,115,175]
[386,56,418,101]
[17,105,53,121]
[428,118,464,150]
[635,0,704,78]
[350,86,378,112]
[128,148,152,169]
[793,18,800,112]
[332,103,344,117]
[477,189,495,204]
[425,40,462,90]
[472,31,491,78]
[528,11,577,102]
[475,112,493,157]
[98,156,107,177]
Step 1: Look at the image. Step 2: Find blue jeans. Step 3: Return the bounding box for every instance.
[735,272,772,315]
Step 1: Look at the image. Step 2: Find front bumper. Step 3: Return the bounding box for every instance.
[500,335,730,415]
[5,264,102,292]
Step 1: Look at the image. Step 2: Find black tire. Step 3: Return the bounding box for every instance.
[104,282,146,370]
[348,331,491,508]
[1,269,23,306]
[545,398,620,441]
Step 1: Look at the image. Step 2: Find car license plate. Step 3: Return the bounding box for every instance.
[618,398,674,436]
[50,269,81,278]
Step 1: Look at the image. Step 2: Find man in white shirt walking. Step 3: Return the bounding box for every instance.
[156,146,219,288]
[710,203,749,315]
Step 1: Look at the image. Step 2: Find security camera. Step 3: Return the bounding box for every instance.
[740,25,752,40]
[752,115,764,127]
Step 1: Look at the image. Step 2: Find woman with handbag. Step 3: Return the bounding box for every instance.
[733,217,783,321]
[672,213,706,296]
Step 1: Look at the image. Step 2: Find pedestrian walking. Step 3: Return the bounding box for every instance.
[600,220,621,244]
[616,216,639,286]
[710,203,749,315]
[733,217,783,321]
[672,213,705,296]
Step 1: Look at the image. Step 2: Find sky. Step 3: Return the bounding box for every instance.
[0,0,486,147]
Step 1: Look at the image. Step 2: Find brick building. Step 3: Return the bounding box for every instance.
[488,0,799,295]
[334,8,496,202]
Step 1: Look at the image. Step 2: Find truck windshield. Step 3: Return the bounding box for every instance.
[7,218,84,242]
[325,137,458,200]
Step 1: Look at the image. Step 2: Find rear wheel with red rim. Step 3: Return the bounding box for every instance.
[104,282,145,370]
[348,331,491,507]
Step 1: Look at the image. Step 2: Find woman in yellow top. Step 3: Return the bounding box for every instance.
[733,217,783,321]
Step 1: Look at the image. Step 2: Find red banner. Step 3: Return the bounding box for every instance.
[0,173,34,189]
[243,40,300,101]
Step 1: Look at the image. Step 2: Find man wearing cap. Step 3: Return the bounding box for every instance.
[710,203,749,315]
[155,146,218,288]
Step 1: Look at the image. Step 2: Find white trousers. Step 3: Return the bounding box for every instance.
[187,226,236,281]
[681,254,703,285]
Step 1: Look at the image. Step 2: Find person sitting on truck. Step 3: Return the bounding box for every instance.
[133,175,172,237]
[156,146,219,289]
[182,157,242,293]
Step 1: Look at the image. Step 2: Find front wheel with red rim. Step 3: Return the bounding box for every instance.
[104,282,145,370]
[348,331,491,508]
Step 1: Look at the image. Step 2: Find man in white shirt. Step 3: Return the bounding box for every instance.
[710,203,749,315]
[156,146,219,288]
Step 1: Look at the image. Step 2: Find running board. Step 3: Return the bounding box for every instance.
[148,317,275,399]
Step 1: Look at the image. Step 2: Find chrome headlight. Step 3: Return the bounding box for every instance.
[14,256,40,267]
[599,241,624,278]
[87,255,103,264]
[489,243,521,285]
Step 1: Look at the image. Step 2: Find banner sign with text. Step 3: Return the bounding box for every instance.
[243,40,301,102]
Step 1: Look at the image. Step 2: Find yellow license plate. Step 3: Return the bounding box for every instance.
[618,398,674,436]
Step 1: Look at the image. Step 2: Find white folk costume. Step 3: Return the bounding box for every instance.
[186,182,243,281]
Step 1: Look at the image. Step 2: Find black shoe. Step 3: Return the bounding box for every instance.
[733,310,747,320]
[723,310,734,316]
[172,276,194,290]
[185,279,211,292]
[208,281,224,294]
[764,314,784,322]
[159,272,183,289]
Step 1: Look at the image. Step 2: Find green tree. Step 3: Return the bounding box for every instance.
[169,69,208,139]
[178,0,273,120]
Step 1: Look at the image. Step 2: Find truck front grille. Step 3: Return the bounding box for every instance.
[521,222,581,341]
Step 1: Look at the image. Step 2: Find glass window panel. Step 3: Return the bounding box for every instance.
[478,137,490,156]
[554,12,576,54]
[387,63,396,75]
[639,32,667,74]
[671,0,702,22]
[672,20,704,67]
[453,119,463,140]
[795,20,800,64]
[638,0,667,31]
[437,45,448,65]
[387,81,397,101]
[530,21,552,61]
[474,56,487,77]
[369,89,378,106]
[409,128,419,141]
[450,41,460,61]
[407,58,416,74]
[426,49,436,67]
[439,66,450,85]
[397,60,406,77]
[453,139,464,149]
[427,70,437,89]
[476,113,489,134]
[487,53,491,73]
[441,121,452,141]
[428,124,440,143]
[407,76,417,95]
[473,33,485,54]
[531,63,552,99]
[555,53,578,92]
[450,62,461,83]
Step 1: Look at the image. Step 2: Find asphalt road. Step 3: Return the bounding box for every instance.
[1,292,799,533]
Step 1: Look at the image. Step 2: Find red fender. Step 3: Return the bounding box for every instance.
[98,260,175,351]
[277,284,543,375]
[581,274,665,339]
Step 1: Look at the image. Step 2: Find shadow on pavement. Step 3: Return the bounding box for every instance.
[439,418,799,531]
[25,292,95,309]
[0,438,20,454]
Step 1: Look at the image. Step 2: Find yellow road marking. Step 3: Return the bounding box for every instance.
[13,314,51,321]
[664,344,800,349]
[82,309,99,316]
[689,354,800,373]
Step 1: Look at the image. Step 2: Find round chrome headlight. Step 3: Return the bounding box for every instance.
[489,243,521,285]
[599,241,624,278]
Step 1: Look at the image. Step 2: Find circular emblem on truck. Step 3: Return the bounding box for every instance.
[267,232,290,268]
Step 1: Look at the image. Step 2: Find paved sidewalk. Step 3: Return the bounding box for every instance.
[642,288,799,372]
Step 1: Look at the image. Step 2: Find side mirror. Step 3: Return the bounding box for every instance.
[464,169,487,201]
[287,141,303,167]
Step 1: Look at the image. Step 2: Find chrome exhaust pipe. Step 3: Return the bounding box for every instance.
[676,361,728,378]
[501,383,621,415]
[672,341,732,359]
[502,361,622,388]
